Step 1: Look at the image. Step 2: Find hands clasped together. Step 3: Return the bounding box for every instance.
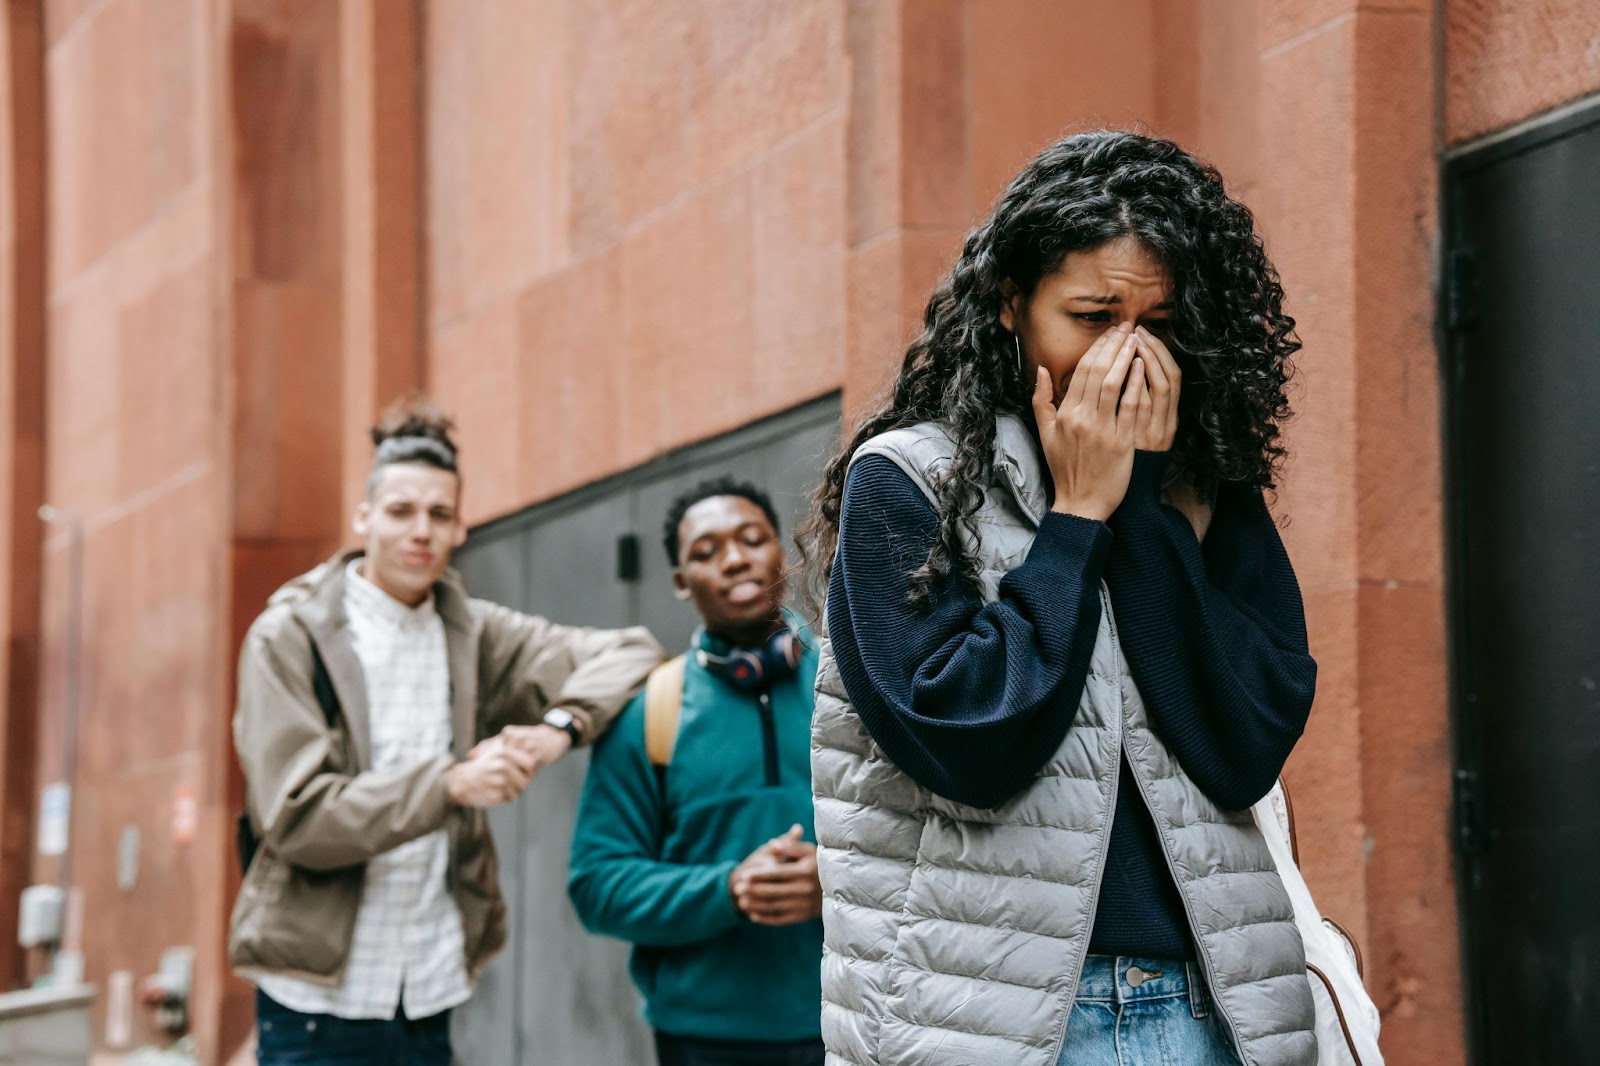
[729,824,824,927]
[446,724,574,808]
[1034,321,1182,523]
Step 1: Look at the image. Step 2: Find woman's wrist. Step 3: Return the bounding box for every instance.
[1049,497,1114,522]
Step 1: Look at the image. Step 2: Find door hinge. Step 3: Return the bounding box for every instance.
[616,533,641,582]
[1445,247,1478,332]
[1453,767,1484,855]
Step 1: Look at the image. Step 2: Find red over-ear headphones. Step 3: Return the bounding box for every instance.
[694,626,803,692]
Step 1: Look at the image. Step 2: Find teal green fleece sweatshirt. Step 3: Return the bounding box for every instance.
[567,628,822,1042]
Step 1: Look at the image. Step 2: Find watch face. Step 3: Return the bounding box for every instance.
[545,709,574,729]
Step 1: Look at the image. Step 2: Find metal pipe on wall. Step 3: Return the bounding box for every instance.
[36,506,83,977]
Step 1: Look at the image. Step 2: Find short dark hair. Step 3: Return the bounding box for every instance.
[662,478,780,565]
[367,398,460,496]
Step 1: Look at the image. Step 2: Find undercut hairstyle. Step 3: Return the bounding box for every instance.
[799,129,1301,612]
[366,398,460,497]
[663,478,781,565]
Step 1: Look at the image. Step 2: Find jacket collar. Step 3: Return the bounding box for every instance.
[989,415,1203,535]
[287,550,480,767]
[991,413,1048,526]
[343,559,440,630]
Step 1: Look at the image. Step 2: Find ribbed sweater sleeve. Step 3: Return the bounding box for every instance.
[1104,451,1317,810]
[567,694,743,948]
[826,455,1112,809]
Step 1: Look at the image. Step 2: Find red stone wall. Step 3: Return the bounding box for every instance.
[35,0,234,1059]
[18,1,426,1058]
[7,1,1596,1063]
[222,2,425,1054]
[422,1,849,525]
[0,0,46,992]
[1446,0,1600,143]
[1250,5,1461,1061]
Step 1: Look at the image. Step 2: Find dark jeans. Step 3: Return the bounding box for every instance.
[256,991,451,1066]
[654,1030,826,1066]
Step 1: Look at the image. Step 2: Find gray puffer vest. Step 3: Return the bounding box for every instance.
[811,415,1316,1066]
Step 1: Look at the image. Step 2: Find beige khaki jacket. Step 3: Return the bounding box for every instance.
[228,550,664,985]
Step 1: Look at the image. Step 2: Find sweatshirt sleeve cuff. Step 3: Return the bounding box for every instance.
[708,859,744,926]
[1119,450,1172,515]
[1015,512,1113,587]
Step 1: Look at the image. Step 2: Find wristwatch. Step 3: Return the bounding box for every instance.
[542,707,582,746]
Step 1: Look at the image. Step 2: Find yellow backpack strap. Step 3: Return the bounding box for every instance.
[644,655,687,768]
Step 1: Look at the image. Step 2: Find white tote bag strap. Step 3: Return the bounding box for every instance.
[1252,780,1387,1066]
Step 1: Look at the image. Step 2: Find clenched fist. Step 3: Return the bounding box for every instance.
[446,739,535,808]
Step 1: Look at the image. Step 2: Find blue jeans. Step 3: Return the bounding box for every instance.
[1056,955,1241,1066]
[255,991,451,1066]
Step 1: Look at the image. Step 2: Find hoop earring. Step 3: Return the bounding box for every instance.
[1014,333,1024,379]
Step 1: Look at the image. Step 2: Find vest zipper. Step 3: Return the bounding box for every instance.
[997,462,1043,528]
[1106,596,1253,1064]
[1045,584,1123,1066]
[757,691,780,786]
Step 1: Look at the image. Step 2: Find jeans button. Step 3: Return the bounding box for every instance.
[1126,965,1162,988]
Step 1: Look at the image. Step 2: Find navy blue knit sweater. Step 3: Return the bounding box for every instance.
[827,449,1316,960]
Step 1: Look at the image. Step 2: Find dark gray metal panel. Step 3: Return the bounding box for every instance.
[523,494,636,628]
[454,524,529,605]
[514,494,651,1065]
[762,415,840,548]
[1445,99,1600,1064]
[451,803,524,1066]
[450,530,527,1066]
[509,749,648,1066]
[451,499,650,1065]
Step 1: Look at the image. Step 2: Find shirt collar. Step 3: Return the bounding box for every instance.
[345,559,437,629]
[695,609,810,655]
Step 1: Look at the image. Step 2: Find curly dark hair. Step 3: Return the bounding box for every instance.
[367,397,459,496]
[798,130,1299,608]
[662,477,781,565]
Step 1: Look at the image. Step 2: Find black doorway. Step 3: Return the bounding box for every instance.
[1443,98,1600,1065]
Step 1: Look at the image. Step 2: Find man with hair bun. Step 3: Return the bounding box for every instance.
[229,399,664,1065]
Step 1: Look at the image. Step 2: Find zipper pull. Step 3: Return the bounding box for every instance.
[756,691,779,787]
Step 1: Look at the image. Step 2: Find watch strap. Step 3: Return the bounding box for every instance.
[543,708,582,745]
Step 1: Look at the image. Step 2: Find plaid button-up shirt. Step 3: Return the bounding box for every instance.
[254,562,471,1020]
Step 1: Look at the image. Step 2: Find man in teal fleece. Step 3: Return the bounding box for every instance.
[568,478,823,1066]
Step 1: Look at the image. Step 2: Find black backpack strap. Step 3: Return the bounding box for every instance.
[234,812,258,875]
[309,643,339,726]
[238,641,342,874]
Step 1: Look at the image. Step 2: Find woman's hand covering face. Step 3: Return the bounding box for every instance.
[1132,325,1182,452]
[1032,322,1145,522]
